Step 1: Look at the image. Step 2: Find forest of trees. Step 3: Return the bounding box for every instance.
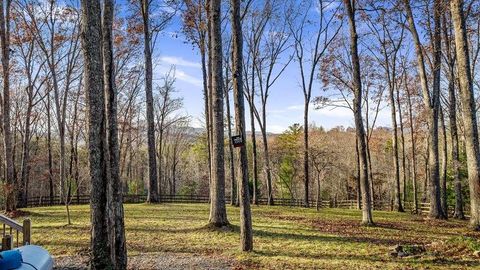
[0,0,480,268]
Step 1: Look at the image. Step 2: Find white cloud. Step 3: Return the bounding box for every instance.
[313,106,352,118]
[286,105,303,111]
[175,70,203,87]
[160,56,201,68]
[153,57,203,87]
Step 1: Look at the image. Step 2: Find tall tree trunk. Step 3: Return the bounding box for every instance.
[261,126,274,205]
[355,137,361,210]
[103,0,127,267]
[141,0,159,203]
[75,133,80,204]
[440,109,448,217]
[19,98,33,208]
[249,69,258,205]
[344,0,373,225]
[404,0,445,219]
[405,76,418,213]
[396,88,407,207]
[0,0,15,212]
[80,0,112,267]
[157,130,164,199]
[388,68,404,212]
[47,89,54,206]
[59,121,66,205]
[303,99,310,207]
[366,138,374,208]
[231,0,253,250]
[67,90,80,225]
[208,0,229,227]
[225,86,236,206]
[316,172,321,211]
[443,12,464,219]
[200,39,212,191]
[450,0,480,230]
[423,137,430,203]
[206,0,214,195]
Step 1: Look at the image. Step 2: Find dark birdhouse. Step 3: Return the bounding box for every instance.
[231,135,244,148]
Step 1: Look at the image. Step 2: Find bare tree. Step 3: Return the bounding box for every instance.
[25,1,83,211]
[11,10,47,207]
[242,4,267,205]
[136,0,177,203]
[154,68,184,196]
[343,0,374,225]
[231,0,253,251]
[140,0,159,203]
[182,0,212,188]
[208,0,228,226]
[0,0,15,211]
[287,0,341,207]
[401,58,419,213]
[244,0,293,205]
[80,0,112,267]
[450,0,480,230]
[442,11,464,219]
[103,0,127,267]
[364,3,405,212]
[439,108,448,216]
[403,0,446,219]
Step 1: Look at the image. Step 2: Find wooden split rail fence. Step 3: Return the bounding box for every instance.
[24,194,469,216]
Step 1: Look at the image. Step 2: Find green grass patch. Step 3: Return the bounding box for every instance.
[15,203,480,269]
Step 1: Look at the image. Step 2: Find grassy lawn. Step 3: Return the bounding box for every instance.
[16,203,480,269]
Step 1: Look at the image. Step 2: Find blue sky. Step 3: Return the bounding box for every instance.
[150,6,392,134]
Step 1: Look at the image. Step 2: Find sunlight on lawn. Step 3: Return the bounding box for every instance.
[18,204,480,269]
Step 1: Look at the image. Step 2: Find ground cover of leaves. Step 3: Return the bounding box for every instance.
[16,203,480,269]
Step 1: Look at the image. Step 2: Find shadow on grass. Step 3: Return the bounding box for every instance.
[125,225,209,234]
[253,228,421,246]
[252,248,480,267]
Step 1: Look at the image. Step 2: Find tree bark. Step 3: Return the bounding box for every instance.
[344,0,373,225]
[405,74,418,213]
[231,0,253,250]
[208,0,229,227]
[249,67,258,205]
[141,0,159,203]
[355,137,361,210]
[443,12,464,219]
[396,87,407,207]
[303,99,310,207]
[47,88,54,206]
[403,0,445,219]
[103,0,127,267]
[225,78,236,206]
[316,172,321,211]
[0,0,15,212]
[387,65,403,212]
[450,0,480,229]
[440,109,448,217]
[80,0,112,267]
[261,127,274,205]
[366,137,374,208]
[19,89,33,208]
[200,36,212,193]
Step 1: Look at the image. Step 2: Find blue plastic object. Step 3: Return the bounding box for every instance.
[0,249,23,269]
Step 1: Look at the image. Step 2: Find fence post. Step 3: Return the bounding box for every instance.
[22,219,31,245]
[2,234,12,251]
